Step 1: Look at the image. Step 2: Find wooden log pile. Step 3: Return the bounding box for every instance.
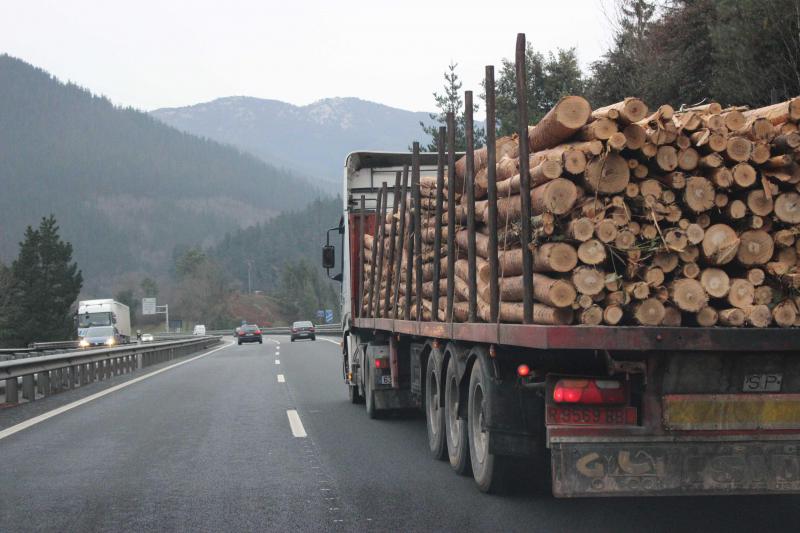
[361,95,800,327]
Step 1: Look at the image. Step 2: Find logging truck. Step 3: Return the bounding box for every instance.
[326,146,800,498]
[324,34,800,498]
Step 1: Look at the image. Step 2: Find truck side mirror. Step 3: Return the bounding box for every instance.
[322,245,336,269]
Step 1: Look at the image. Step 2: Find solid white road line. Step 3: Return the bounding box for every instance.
[0,341,233,442]
[277,374,286,383]
[286,409,307,438]
[275,359,280,365]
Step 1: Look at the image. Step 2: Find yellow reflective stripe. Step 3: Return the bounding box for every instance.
[663,394,800,430]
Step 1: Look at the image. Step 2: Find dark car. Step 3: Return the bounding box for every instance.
[237,324,262,345]
[290,321,315,342]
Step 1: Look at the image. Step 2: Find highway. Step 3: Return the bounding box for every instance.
[1,337,799,532]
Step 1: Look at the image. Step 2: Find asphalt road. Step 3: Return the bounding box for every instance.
[1,336,799,532]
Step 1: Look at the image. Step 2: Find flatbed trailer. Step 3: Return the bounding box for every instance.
[326,148,800,498]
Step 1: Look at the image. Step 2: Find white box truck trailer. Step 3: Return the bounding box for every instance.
[77,299,131,343]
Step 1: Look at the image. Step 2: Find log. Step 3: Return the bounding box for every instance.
[531,242,580,273]
[608,132,627,151]
[702,224,740,265]
[700,268,730,298]
[595,220,618,244]
[584,153,631,195]
[594,97,648,124]
[477,298,573,325]
[654,252,679,273]
[719,308,746,326]
[731,163,757,188]
[677,148,700,171]
[725,136,753,162]
[775,193,800,223]
[579,118,618,141]
[754,285,775,305]
[489,178,578,220]
[577,239,606,265]
[737,230,774,266]
[528,96,592,152]
[742,98,800,125]
[579,305,603,325]
[531,146,588,175]
[623,123,647,150]
[682,262,701,279]
[656,145,679,171]
[744,304,772,328]
[670,278,708,312]
[455,134,518,180]
[747,268,765,286]
[709,167,733,189]
[696,306,719,327]
[571,266,605,296]
[568,217,595,242]
[634,298,666,325]
[603,304,624,325]
[728,278,755,309]
[683,176,715,213]
[773,299,798,328]
[726,199,747,219]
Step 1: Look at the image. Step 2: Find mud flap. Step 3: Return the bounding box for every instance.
[551,439,800,497]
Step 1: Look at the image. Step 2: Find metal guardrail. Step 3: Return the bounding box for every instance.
[0,336,221,405]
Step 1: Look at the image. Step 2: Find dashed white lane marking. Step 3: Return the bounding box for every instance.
[320,338,340,345]
[286,409,307,437]
[275,359,280,365]
[0,341,233,442]
[277,374,286,383]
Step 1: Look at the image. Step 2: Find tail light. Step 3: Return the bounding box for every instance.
[374,358,389,369]
[291,328,297,333]
[310,326,315,332]
[553,378,626,405]
[255,330,261,335]
[517,364,531,377]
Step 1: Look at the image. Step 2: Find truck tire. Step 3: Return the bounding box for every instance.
[348,384,363,404]
[468,356,509,493]
[425,354,447,460]
[445,356,471,475]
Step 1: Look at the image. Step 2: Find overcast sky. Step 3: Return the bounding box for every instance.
[0,0,614,112]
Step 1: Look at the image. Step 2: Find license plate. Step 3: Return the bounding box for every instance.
[547,406,636,426]
[743,374,783,392]
[379,375,392,385]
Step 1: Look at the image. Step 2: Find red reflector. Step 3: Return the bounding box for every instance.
[517,364,530,377]
[553,379,625,405]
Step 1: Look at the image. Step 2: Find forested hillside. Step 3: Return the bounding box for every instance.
[211,196,341,291]
[0,55,317,292]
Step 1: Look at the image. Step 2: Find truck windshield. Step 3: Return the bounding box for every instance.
[86,326,115,337]
[78,312,112,328]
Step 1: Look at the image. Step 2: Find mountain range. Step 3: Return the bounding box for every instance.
[0,55,319,292]
[151,96,435,191]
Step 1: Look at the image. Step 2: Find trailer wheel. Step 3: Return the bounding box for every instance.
[425,355,447,460]
[445,356,471,475]
[468,357,508,493]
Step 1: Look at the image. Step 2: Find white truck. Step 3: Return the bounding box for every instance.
[76,299,131,343]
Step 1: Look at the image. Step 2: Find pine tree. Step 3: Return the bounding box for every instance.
[4,216,82,345]
[586,0,657,106]
[493,44,585,136]
[420,62,486,152]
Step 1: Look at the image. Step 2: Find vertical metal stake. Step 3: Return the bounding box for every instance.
[516,33,533,324]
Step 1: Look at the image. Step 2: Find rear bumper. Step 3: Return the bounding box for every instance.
[238,336,262,343]
[551,436,800,497]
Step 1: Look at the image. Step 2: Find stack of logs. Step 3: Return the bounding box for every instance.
[362,95,800,327]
